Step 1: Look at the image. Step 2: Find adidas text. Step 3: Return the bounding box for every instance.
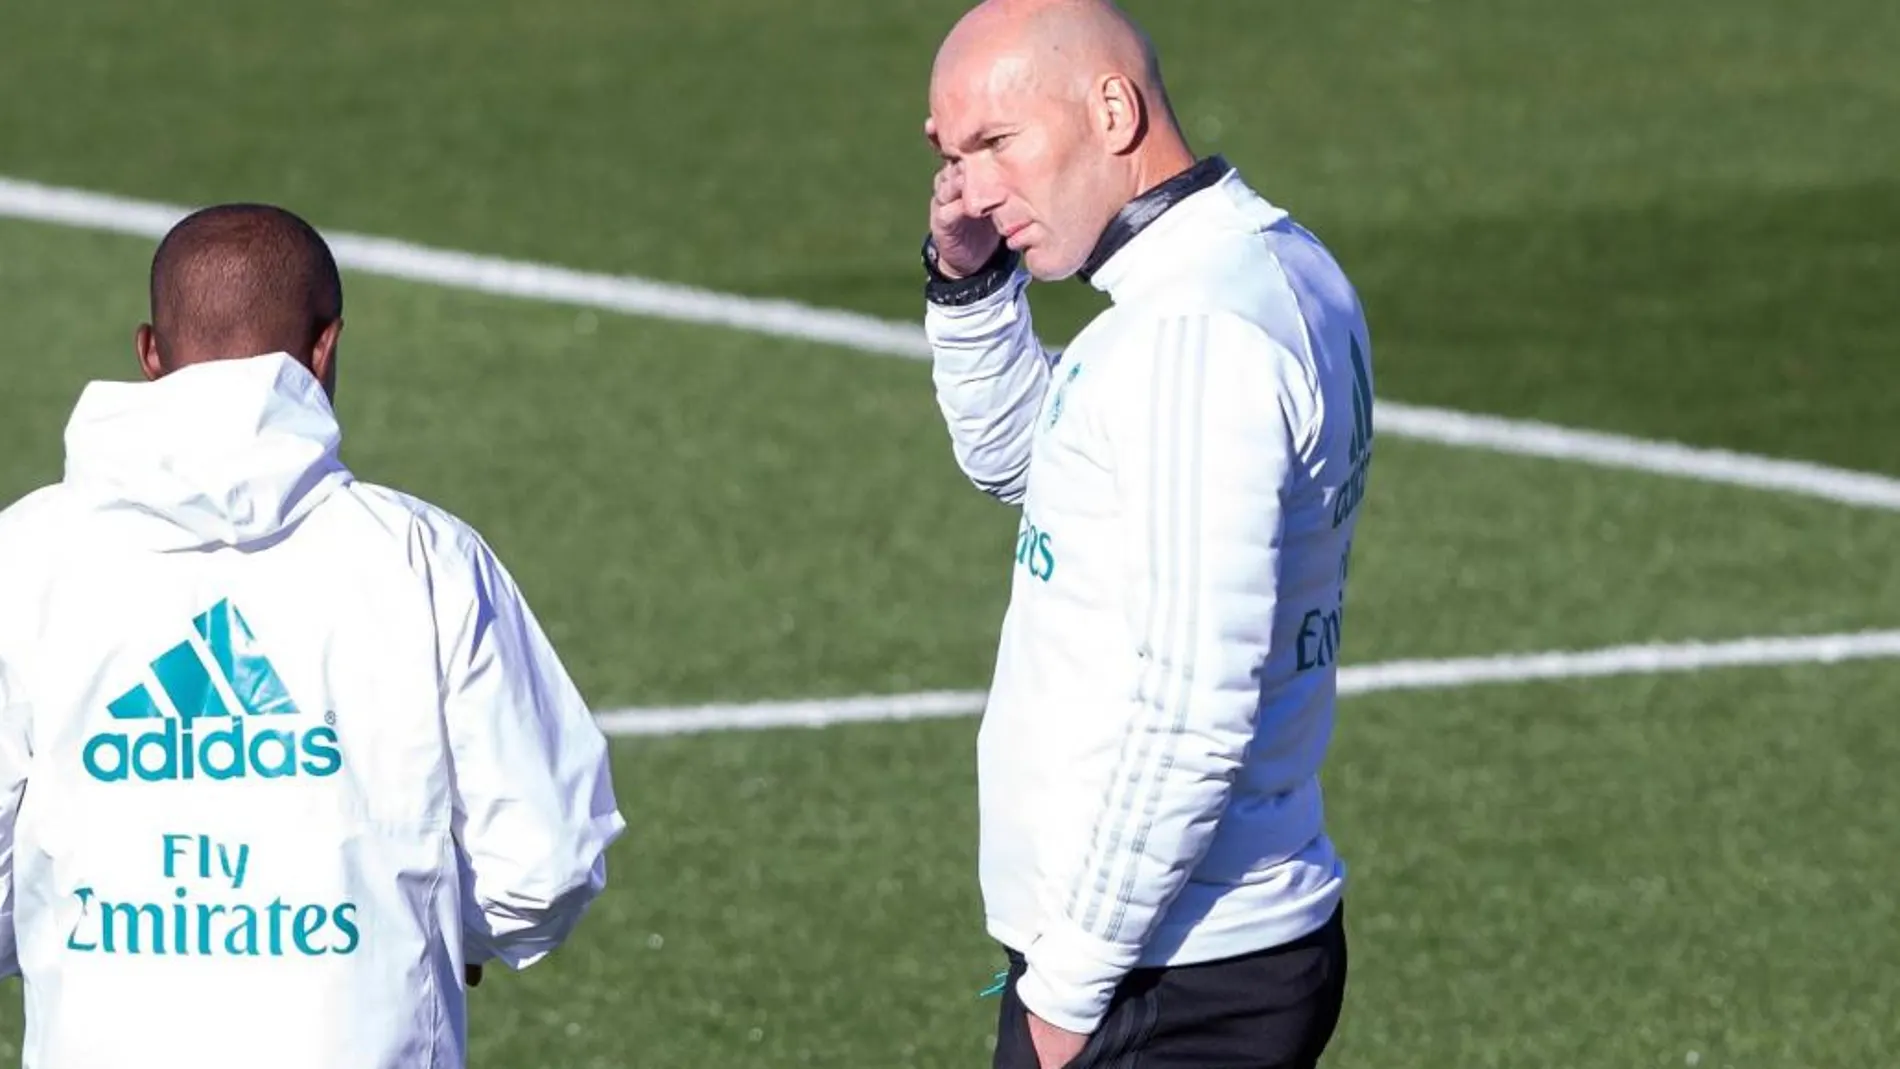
[83,719,341,782]
[84,598,342,784]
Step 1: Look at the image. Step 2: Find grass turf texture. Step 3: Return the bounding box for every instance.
[7,218,1899,705]
[2,662,1891,1068]
[2,0,1897,468]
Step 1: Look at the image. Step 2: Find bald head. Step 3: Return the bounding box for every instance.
[138,203,343,395]
[934,0,1169,115]
[927,0,1196,279]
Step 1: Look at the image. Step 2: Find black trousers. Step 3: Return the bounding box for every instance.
[992,905,1347,1069]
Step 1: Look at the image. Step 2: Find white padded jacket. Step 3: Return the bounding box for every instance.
[0,354,623,1069]
[926,158,1375,1033]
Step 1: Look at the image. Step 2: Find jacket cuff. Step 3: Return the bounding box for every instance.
[923,235,1021,307]
[1016,916,1141,1034]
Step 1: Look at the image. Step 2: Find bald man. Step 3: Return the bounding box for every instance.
[0,204,623,1069]
[922,3,1371,1066]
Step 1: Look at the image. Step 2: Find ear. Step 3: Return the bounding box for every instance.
[134,324,164,383]
[1094,73,1146,155]
[310,318,343,399]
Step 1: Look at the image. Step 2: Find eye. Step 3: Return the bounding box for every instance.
[985,132,1014,151]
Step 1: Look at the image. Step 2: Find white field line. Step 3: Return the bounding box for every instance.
[595,629,1900,736]
[8,177,1898,734]
[5,173,1900,512]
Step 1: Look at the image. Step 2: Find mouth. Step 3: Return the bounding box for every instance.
[1000,221,1033,248]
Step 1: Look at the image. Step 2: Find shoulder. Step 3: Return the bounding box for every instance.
[342,482,512,588]
[0,485,78,575]
[0,486,74,667]
[1082,303,1307,389]
[0,484,73,539]
[348,482,480,541]
[1077,307,1322,453]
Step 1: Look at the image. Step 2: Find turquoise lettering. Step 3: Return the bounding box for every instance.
[1013,518,1058,582]
[100,902,164,954]
[197,904,227,955]
[249,731,298,779]
[200,720,245,779]
[66,888,98,952]
[267,899,291,956]
[162,835,191,880]
[171,891,190,955]
[220,841,249,891]
[1033,533,1056,581]
[82,733,129,781]
[292,905,329,956]
[66,885,363,959]
[300,727,342,776]
[225,905,259,956]
[131,720,180,781]
[87,600,336,785]
[331,903,361,954]
[86,719,343,784]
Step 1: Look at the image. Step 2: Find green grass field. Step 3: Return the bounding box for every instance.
[2,0,1898,1065]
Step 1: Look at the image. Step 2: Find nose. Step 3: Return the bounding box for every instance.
[960,162,1007,218]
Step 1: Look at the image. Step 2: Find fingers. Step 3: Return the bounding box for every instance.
[933,164,962,208]
[926,120,974,232]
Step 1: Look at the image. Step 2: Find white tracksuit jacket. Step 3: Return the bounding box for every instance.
[926,158,1375,1033]
[0,353,624,1068]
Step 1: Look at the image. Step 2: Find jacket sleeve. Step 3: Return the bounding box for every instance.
[425,520,626,971]
[924,247,1056,505]
[0,660,30,979]
[1015,313,1315,1033]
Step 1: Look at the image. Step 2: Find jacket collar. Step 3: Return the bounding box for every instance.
[62,353,352,551]
[1077,154,1232,288]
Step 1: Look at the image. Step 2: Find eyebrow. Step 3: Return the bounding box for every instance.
[944,124,1012,160]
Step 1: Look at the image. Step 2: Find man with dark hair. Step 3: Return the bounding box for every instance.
[0,203,624,1069]
[140,203,345,393]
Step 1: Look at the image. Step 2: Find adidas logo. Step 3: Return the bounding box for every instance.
[83,599,342,784]
[1332,334,1375,530]
[1346,335,1374,466]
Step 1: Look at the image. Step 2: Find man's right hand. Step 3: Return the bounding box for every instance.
[926,119,1002,278]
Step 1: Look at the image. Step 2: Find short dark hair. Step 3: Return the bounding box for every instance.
[148,203,342,366]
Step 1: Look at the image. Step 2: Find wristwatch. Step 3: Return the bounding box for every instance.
[922,234,1019,307]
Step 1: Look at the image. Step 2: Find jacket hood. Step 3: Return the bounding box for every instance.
[61,352,353,551]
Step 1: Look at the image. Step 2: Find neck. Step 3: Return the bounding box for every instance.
[1076,150,1230,286]
[1126,133,1198,201]
[166,339,309,368]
